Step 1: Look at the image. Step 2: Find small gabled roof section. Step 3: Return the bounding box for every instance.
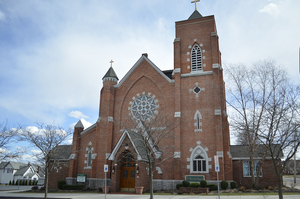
[9,162,27,170]
[50,145,72,160]
[109,130,150,162]
[75,120,84,128]
[14,166,30,176]
[0,162,8,169]
[102,67,119,80]
[114,54,174,88]
[188,10,203,20]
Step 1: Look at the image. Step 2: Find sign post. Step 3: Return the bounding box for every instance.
[214,155,220,199]
[104,164,108,199]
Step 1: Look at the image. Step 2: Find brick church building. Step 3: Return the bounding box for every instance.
[49,4,280,192]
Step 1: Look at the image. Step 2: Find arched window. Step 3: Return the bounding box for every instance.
[194,110,202,132]
[191,44,202,71]
[87,147,92,167]
[190,145,208,173]
[193,155,206,172]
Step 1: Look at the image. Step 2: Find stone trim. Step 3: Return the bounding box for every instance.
[114,55,174,88]
[181,71,213,78]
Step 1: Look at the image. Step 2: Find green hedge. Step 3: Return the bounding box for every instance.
[221,180,228,189]
[182,180,189,187]
[57,180,66,189]
[62,185,85,190]
[230,181,237,189]
[207,184,218,191]
[200,180,207,187]
[190,182,200,187]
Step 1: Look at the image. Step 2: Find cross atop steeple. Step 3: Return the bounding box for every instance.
[191,0,200,11]
[110,59,114,67]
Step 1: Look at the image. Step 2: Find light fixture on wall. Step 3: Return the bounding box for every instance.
[136,164,139,174]
[125,143,129,150]
[112,164,117,174]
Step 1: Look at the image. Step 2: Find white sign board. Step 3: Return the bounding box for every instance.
[215,163,220,172]
[214,155,219,172]
[104,164,108,173]
[214,155,219,164]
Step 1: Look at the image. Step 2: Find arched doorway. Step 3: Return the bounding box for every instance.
[120,153,136,192]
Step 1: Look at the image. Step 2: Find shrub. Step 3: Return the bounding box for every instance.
[12,180,14,185]
[9,181,11,185]
[239,186,246,191]
[221,180,228,189]
[62,185,85,190]
[190,183,200,188]
[200,180,207,187]
[16,180,19,185]
[98,187,103,192]
[57,180,66,189]
[40,186,45,191]
[176,184,183,190]
[182,180,190,187]
[31,186,38,190]
[23,180,26,185]
[268,186,275,190]
[207,184,218,191]
[29,180,32,185]
[230,181,237,189]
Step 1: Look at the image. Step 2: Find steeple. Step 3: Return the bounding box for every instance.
[102,66,119,83]
[188,10,203,20]
[75,120,84,129]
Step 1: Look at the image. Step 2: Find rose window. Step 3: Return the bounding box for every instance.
[131,95,157,121]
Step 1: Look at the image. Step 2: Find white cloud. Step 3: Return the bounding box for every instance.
[68,111,89,119]
[259,3,280,15]
[0,10,5,21]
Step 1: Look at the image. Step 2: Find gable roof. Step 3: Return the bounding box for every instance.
[14,166,30,176]
[9,162,27,170]
[49,145,72,160]
[0,162,8,169]
[114,54,174,88]
[230,145,284,159]
[109,130,150,162]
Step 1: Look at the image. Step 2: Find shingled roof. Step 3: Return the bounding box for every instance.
[230,145,283,159]
[49,145,72,160]
[102,67,119,80]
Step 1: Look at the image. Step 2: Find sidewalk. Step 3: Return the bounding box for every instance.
[0,190,300,199]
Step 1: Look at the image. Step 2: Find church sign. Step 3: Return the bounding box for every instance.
[185,175,205,183]
[76,174,87,184]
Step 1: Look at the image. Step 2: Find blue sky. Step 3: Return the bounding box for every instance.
[0,0,300,161]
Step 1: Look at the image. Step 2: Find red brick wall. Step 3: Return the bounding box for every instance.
[232,159,280,188]
[48,161,69,190]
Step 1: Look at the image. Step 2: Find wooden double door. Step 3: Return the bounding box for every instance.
[120,154,136,192]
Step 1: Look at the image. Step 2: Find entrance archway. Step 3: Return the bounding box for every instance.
[120,153,136,192]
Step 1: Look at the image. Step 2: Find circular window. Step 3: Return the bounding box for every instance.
[131,95,157,121]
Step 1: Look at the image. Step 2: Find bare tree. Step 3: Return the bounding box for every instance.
[0,120,20,160]
[259,72,300,199]
[119,109,178,199]
[225,59,300,198]
[18,123,71,199]
[225,60,273,188]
